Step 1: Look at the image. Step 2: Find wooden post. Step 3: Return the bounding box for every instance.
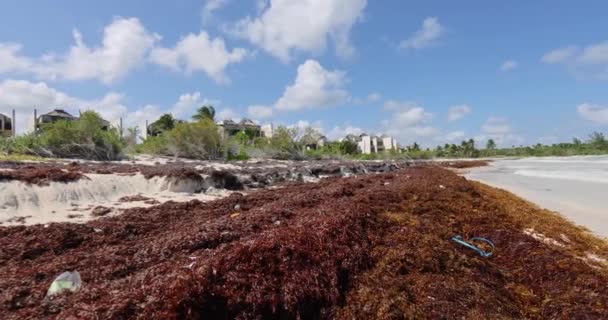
[145,120,149,139]
[119,117,123,137]
[34,109,38,134]
[12,109,16,137]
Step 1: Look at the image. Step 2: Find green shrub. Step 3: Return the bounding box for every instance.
[35,111,123,160]
[140,119,222,159]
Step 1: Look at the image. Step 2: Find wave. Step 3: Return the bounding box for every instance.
[514,156,608,165]
[514,170,608,184]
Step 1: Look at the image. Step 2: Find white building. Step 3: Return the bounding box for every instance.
[261,124,274,138]
[351,133,399,155]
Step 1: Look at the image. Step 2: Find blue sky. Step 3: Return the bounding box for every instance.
[1,0,608,147]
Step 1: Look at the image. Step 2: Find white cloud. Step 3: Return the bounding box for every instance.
[447,104,472,122]
[41,17,159,84]
[216,107,239,121]
[577,103,608,124]
[150,31,248,84]
[477,116,523,147]
[232,0,367,61]
[0,17,158,84]
[500,60,518,71]
[481,116,511,134]
[170,92,220,119]
[542,41,608,79]
[122,104,163,130]
[0,17,249,85]
[202,0,229,23]
[273,59,349,111]
[542,46,579,64]
[0,43,33,74]
[383,100,433,126]
[247,105,273,118]
[381,100,437,145]
[400,17,443,50]
[326,124,364,140]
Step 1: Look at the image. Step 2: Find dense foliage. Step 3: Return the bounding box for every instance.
[0,111,124,160]
[139,118,222,159]
[3,104,607,162]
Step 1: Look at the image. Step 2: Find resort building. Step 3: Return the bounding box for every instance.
[217,118,264,138]
[346,133,399,155]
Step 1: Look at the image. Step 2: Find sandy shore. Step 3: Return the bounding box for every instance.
[466,156,608,238]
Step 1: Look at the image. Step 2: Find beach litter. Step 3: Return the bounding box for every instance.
[46,271,82,297]
[451,235,495,257]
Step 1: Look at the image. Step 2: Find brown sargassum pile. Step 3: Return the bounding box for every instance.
[1,166,607,319]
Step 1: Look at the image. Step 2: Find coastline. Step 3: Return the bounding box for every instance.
[465,156,608,238]
[1,164,607,318]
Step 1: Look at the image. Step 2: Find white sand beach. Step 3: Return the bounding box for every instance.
[466,156,608,238]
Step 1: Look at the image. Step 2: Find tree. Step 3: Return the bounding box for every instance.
[192,105,216,122]
[407,142,420,152]
[589,131,607,149]
[299,126,323,148]
[486,139,496,150]
[339,140,359,155]
[125,126,140,147]
[148,114,176,136]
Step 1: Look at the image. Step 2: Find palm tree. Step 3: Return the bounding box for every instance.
[192,105,215,121]
[486,139,496,150]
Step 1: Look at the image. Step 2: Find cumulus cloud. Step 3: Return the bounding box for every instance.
[400,17,443,50]
[383,100,433,126]
[381,100,438,145]
[273,59,349,111]
[232,0,367,61]
[477,116,523,147]
[170,92,220,119]
[150,31,248,84]
[0,17,248,84]
[0,43,33,74]
[28,17,159,84]
[577,103,608,124]
[542,41,608,79]
[447,104,472,122]
[500,60,518,71]
[326,124,365,140]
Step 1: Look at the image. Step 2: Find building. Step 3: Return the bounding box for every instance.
[37,109,111,131]
[261,124,274,138]
[303,134,327,150]
[349,133,399,155]
[217,118,263,138]
[38,109,77,125]
[0,113,12,137]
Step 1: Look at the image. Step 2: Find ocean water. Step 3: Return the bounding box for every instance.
[466,155,608,237]
[507,156,608,185]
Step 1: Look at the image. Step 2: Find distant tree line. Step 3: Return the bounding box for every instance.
[2,103,607,162]
[400,132,608,159]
